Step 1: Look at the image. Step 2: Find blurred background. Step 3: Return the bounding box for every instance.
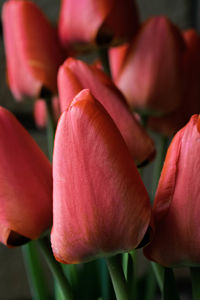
[0,0,199,299]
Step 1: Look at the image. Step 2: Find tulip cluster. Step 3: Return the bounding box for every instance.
[1,0,200,299]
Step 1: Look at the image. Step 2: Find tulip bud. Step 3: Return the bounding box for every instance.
[0,107,52,247]
[2,0,64,100]
[58,58,155,166]
[110,16,185,113]
[144,115,200,267]
[148,29,200,136]
[51,89,152,264]
[58,0,139,50]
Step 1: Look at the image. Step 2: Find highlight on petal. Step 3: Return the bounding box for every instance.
[2,0,64,100]
[58,0,139,50]
[51,89,152,264]
[112,16,185,113]
[144,115,200,267]
[58,57,155,165]
[0,107,52,247]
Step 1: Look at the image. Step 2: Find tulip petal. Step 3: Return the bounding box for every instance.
[113,17,185,113]
[58,58,155,165]
[144,115,200,267]
[148,29,200,136]
[51,89,151,264]
[0,107,52,246]
[2,0,64,100]
[109,44,129,81]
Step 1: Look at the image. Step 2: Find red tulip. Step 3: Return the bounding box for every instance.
[144,115,200,267]
[148,29,200,136]
[2,0,64,100]
[58,58,155,166]
[34,97,60,128]
[109,16,185,113]
[51,89,152,264]
[58,0,139,50]
[0,107,52,247]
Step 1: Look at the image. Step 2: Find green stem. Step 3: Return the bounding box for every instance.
[162,268,179,300]
[55,283,64,300]
[140,114,148,128]
[45,95,56,161]
[152,135,169,200]
[127,251,137,299]
[99,258,110,300]
[22,241,49,300]
[98,47,111,77]
[40,87,56,161]
[151,262,164,293]
[151,263,179,300]
[122,253,129,279]
[144,266,157,300]
[106,255,129,300]
[190,267,200,300]
[38,236,74,300]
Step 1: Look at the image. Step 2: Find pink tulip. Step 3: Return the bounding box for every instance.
[2,0,64,100]
[0,107,52,247]
[58,57,155,166]
[51,89,152,264]
[144,115,200,267]
[109,16,185,113]
[148,29,200,136]
[58,0,139,50]
[34,97,60,128]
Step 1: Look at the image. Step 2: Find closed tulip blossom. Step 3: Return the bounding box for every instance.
[0,107,52,247]
[2,0,64,100]
[148,29,200,136]
[51,89,152,264]
[58,58,155,166]
[144,115,200,267]
[58,0,139,50]
[109,16,185,113]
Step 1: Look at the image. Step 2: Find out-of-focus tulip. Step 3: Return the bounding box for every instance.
[144,115,200,267]
[0,107,52,247]
[58,58,155,166]
[34,97,60,128]
[109,16,185,113]
[51,89,152,264]
[148,29,200,136]
[2,0,64,101]
[58,0,139,50]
